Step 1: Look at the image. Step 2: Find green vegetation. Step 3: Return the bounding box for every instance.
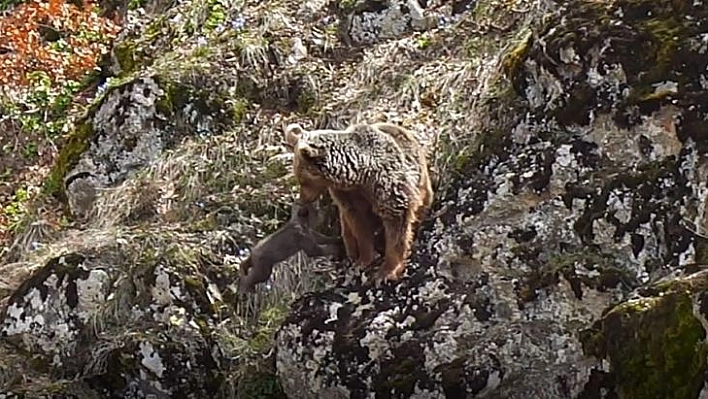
[203,0,227,32]
[127,0,146,10]
[500,29,532,79]
[584,292,708,399]
[237,368,285,399]
[43,120,94,200]
[113,40,139,75]
[3,187,31,232]
[0,0,23,10]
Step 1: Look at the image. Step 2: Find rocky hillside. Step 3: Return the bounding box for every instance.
[1,0,708,397]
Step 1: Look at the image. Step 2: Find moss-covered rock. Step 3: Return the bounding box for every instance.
[581,271,708,399]
[51,74,236,220]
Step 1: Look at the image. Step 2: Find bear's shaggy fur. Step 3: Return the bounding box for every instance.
[284,122,433,282]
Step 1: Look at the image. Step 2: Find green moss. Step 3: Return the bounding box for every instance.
[231,98,250,123]
[623,15,685,106]
[113,40,138,76]
[184,276,205,292]
[501,29,532,79]
[155,78,235,125]
[338,0,356,12]
[585,292,708,399]
[237,369,284,399]
[155,80,188,114]
[155,80,187,116]
[43,121,94,200]
[249,305,288,352]
[637,17,684,83]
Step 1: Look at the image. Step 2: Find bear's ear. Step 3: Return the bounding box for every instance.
[284,123,305,149]
[299,144,323,162]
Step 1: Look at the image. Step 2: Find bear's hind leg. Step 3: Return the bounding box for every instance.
[349,211,378,270]
[377,212,415,282]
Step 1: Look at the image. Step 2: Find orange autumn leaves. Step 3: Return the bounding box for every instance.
[0,0,122,88]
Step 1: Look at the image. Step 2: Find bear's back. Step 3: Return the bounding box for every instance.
[306,125,404,167]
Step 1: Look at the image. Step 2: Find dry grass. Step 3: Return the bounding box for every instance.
[85,120,295,231]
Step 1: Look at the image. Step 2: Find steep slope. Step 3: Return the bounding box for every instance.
[1,0,708,398]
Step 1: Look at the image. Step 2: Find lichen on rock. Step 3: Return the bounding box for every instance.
[340,0,454,45]
[274,0,708,397]
[57,74,235,219]
[1,253,110,362]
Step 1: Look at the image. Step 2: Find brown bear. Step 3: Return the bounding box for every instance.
[239,201,345,293]
[284,121,434,283]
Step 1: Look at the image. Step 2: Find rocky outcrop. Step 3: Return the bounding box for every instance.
[0,231,235,397]
[59,75,234,220]
[2,0,708,397]
[339,0,462,45]
[274,0,708,397]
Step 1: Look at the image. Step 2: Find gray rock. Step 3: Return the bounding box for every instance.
[274,0,708,397]
[341,0,453,45]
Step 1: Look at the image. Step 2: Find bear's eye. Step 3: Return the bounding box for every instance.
[302,149,323,164]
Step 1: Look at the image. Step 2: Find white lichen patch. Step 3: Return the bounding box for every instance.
[605,189,632,225]
[1,256,112,361]
[139,341,166,378]
[359,310,397,360]
[348,1,411,44]
[523,60,565,110]
[75,269,111,317]
[324,302,343,324]
[423,328,460,373]
[586,60,627,105]
[151,265,175,305]
[73,77,166,187]
[276,324,351,399]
